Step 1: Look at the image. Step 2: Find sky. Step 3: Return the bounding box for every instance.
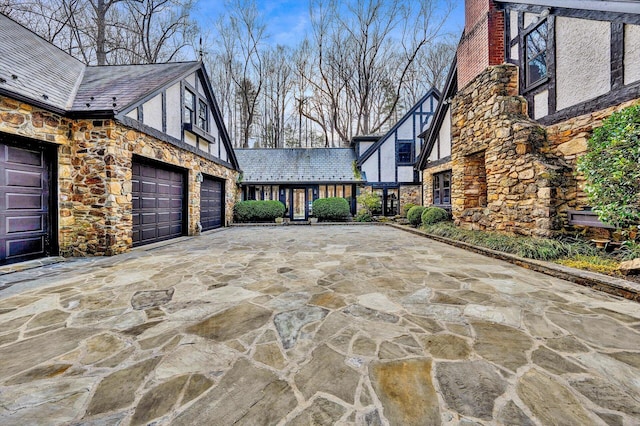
[194,0,465,47]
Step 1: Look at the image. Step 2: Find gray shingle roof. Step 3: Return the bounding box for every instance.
[73,62,198,112]
[235,148,360,183]
[0,14,85,111]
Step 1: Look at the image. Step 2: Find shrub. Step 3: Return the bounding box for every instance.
[357,191,381,215]
[312,197,351,221]
[401,203,416,217]
[234,200,285,223]
[577,104,640,228]
[421,207,449,225]
[354,211,373,222]
[406,206,425,226]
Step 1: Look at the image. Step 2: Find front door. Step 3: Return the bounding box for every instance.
[292,188,306,220]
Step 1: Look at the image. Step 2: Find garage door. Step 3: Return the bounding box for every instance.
[200,176,223,231]
[132,159,185,247]
[0,141,52,265]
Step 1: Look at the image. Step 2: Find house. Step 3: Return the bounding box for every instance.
[0,13,239,264]
[417,0,640,236]
[235,148,361,221]
[354,90,439,216]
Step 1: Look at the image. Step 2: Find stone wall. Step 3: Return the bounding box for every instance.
[0,94,238,258]
[399,185,422,210]
[422,162,452,207]
[450,64,569,237]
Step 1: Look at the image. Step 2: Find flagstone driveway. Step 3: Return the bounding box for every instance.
[0,225,639,425]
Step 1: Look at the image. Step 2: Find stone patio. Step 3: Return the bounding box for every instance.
[0,226,639,425]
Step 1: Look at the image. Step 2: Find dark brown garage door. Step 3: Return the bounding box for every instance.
[0,141,52,265]
[200,176,223,231]
[132,159,185,247]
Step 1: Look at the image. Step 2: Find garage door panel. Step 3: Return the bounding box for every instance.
[200,177,223,231]
[6,193,43,210]
[0,140,51,265]
[6,146,43,167]
[7,216,43,233]
[132,159,185,247]
[6,170,43,188]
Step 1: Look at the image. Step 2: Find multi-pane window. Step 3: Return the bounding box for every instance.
[525,21,548,87]
[398,142,413,164]
[198,99,208,131]
[433,171,451,207]
[184,89,195,124]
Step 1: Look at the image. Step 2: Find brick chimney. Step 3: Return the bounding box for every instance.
[457,0,505,89]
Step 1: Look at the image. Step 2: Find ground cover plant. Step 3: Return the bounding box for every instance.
[418,222,639,279]
[312,197,351,221]
[234,200,285,222]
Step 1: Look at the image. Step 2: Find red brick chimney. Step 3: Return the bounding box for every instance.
[457,0,505,89]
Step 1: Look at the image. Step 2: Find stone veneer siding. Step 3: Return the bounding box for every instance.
[399,185,422,210]
[0,94,238,257]
[422,161,452,207]
[450,64,569,237]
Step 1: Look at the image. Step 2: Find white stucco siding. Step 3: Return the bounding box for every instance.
[511,44,519,61]
[165,83,182,140]
[125,109,137,120]
[220,144,228,162]
[186,72,196,88]
[360,141,374,156]
[380,139,396,182]
[624,24,640,85]
[396,119,413,139]
[397,166,413,182]
[197,76,207,98]
[534,90,549,119]
[556,17,610,111]
[142,94,163,131]
[510,10,519,41]
[438,108,451,159]
[524,12,541,29]
[184,132,197,147]
[361,156,378,182]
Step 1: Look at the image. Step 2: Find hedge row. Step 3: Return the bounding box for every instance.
[234,200,285,222]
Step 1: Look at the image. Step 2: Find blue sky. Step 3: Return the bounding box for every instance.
[195,0,465,47]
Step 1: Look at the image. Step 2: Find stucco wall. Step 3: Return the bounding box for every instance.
[397,166,413,183]
[142,93,163,131]
[624,24,640,85]
[361,155,378,182]
[555,17,610,111]
[380,139,396,182]
[165,83,182,140]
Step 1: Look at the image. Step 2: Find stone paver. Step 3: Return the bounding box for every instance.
[0,225,639,425]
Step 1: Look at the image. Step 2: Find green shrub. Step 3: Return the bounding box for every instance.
[312,197,351,221]
[577,104,640,228]
[406,206,425,226]
[357,191,381,215]
[234,200,285,222]
[401,203,416,217]
[421,207,449,225]
[354,211,373,222]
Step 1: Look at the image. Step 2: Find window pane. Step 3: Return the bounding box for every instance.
[526,21,548,85]
[398,142,412,164]
[319,185,326,199]
[336,185,344,198]
[198,100,207,130]
[344,185,352,199]
[273,186,279,201]
[328,186,335,197]
[184,90,194,124]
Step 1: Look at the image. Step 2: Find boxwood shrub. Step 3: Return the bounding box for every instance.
[312,197,351,221]
[406,205,425,226]
[234,200,285,222]
[401,202,416,217]
[421,207,449,225]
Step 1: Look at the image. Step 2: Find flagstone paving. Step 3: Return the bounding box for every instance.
[0,225,639,425]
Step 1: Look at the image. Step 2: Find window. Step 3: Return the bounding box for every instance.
[525,21,548,87]
[198,99,208,131]
[184,89,195,124]
[398,142,413,164]
[433,171,452,207]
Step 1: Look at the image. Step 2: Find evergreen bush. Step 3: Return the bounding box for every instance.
[234,200,285,222]
[577,105,640,228]
[421,207,449,225]
[401,203,416,217]
[312,197,351,221]
[406,205,425,226]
